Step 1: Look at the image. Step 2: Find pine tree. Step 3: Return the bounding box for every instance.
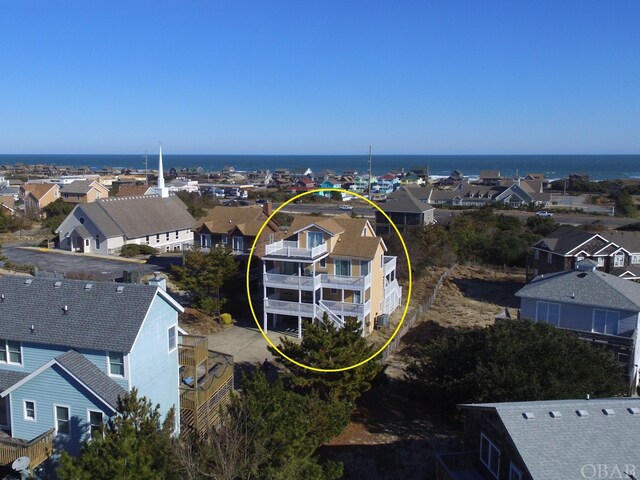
[57,389,176,480]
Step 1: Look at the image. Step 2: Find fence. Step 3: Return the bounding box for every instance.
[380,265,456,363]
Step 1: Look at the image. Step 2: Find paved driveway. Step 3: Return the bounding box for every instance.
[1,244,161,281]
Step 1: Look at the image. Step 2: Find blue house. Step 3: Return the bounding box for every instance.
[516,260,640,391]
[0,275,183,468]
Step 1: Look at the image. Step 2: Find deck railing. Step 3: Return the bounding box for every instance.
[263,298,317,317]
[265,240,327,258]
[178,334,208,367]
[0,428,55,468]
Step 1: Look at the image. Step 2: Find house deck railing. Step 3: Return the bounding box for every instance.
[320,273,371,290]
[179,351,234,413]
[264,298,316,317]
[264,271,321,290]
[383,256,397,276]
[178,334,208,367]
[435,451,479,480]
[264,240,327,259]
[0,428,55,468]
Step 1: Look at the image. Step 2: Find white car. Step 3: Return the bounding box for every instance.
[536,211,553,217]
[338,205,353,211]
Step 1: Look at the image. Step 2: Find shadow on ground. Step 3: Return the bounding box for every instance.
[451,277,524,307]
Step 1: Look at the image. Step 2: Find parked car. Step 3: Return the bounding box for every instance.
[239,200,249,206]
[255,198,267,204]
[339,205,353,211]
[536,211,553,217]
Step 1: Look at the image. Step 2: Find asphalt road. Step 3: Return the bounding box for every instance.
[1,244,161,281]
[275,203,637,229]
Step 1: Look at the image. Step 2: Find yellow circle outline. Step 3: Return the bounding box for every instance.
[246,188,412,372]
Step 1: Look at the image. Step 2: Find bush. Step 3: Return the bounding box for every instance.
[220,313,233,325]
[120,244,158,257]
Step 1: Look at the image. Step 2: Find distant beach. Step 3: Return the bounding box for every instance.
[1,154,639,181]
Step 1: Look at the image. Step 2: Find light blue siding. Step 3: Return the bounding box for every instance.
[520,298,638,337]
[1,344,127,388]
[128,294,179,430]
[9,364,113,455]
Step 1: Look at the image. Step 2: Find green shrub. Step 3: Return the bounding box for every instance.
[120,244,158,257]
[220,313,233,325]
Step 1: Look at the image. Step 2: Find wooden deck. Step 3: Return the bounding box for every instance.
[0,428,55,468]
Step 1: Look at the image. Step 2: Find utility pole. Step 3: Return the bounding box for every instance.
[368,145,372,201]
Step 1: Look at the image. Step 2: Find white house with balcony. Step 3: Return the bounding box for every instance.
[261,215,402,338]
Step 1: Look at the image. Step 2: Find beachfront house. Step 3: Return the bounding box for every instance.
[436,398,640,480]
[515,260,640,390]
[261,215,402,338]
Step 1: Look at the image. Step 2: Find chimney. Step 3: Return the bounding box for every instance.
[263,201,273,217]
[148,272,167,291]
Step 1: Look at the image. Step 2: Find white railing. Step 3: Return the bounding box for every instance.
[264,271,321,290]
[317,301,345,328]
[263,298,316,317]
[264,240,327,258]
[383,279,402,314]
[320,299,369,319]
[383,256,397,276]
[320,273,371,290]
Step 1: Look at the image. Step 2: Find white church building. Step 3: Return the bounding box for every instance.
[56,147,196,255]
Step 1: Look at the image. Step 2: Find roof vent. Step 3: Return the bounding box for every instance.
[0,294,4,303]
[116,285,125,293]
[24,279,32,286]
[62,305,69,314]
[522,412,535,420]
[549,411,562,418]
[84,283,93,290]
[627,407,640,415]
[602,408,615,416]
[576,410,589,417]
[54,281,62,288]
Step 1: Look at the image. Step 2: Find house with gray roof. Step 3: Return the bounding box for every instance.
[437,397,640,480]
[529,226,640,280]
[516,261,640,390]
[56,194,195,255]
[0,275,182,465]
[60,179,109,204]
[375,186,435,234]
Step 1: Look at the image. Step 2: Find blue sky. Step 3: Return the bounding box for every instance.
[1,1,638,154]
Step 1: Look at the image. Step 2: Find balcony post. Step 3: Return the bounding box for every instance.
[298,316,302,339]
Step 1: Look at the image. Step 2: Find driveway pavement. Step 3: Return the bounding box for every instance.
[1,244,161,281]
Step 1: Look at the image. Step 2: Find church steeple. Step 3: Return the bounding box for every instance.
[155,145,169,198]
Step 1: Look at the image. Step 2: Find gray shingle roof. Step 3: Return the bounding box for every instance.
[378,188,434,214]
[56,350,126,410]
[533,227,602,255]
[0,276,170,352]
[516,268,640,311]
[605,231,640,254]
[73,224,92,239]
[0,370,28,393]
[76,202,124,238]
[61,180,96,195]
[461,398,640,480]
[96,195,194,238]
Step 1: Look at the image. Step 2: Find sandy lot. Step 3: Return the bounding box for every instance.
[324,264,527,479]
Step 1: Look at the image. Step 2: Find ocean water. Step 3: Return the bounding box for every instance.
[1,154,639,181]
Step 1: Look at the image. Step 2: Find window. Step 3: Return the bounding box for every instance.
[319,257,326,268]
[308,232,324,248]
[536,301,560,326]
[534,249,539,260]
[509,463,523,480]
[175,230,179,239]
[24,400,36,421]
[88,410,103,439]
[85,239,89,247]
[353,291,362,304]
[547,252,552,264]
[632,254,640,265]
[330,289,338,295]
[95,236,100,249]
[108,352,125,376]
[79,217,85,224]
[168,325,177,352]
[221,236,228,245]
[166,232,170,241]
[145,235,149,245]
[614,253,624,267]
[335,260,351,276]
[268,233,275,244]
[593,309,618,335]
[233,236,244,252]
[156,234,160,243]
[0,339,22,364]
[0,396,7,427]
[361,261,370,276]
[597,257,605,267]
[480,433,500,478]
[55,405,70,435]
